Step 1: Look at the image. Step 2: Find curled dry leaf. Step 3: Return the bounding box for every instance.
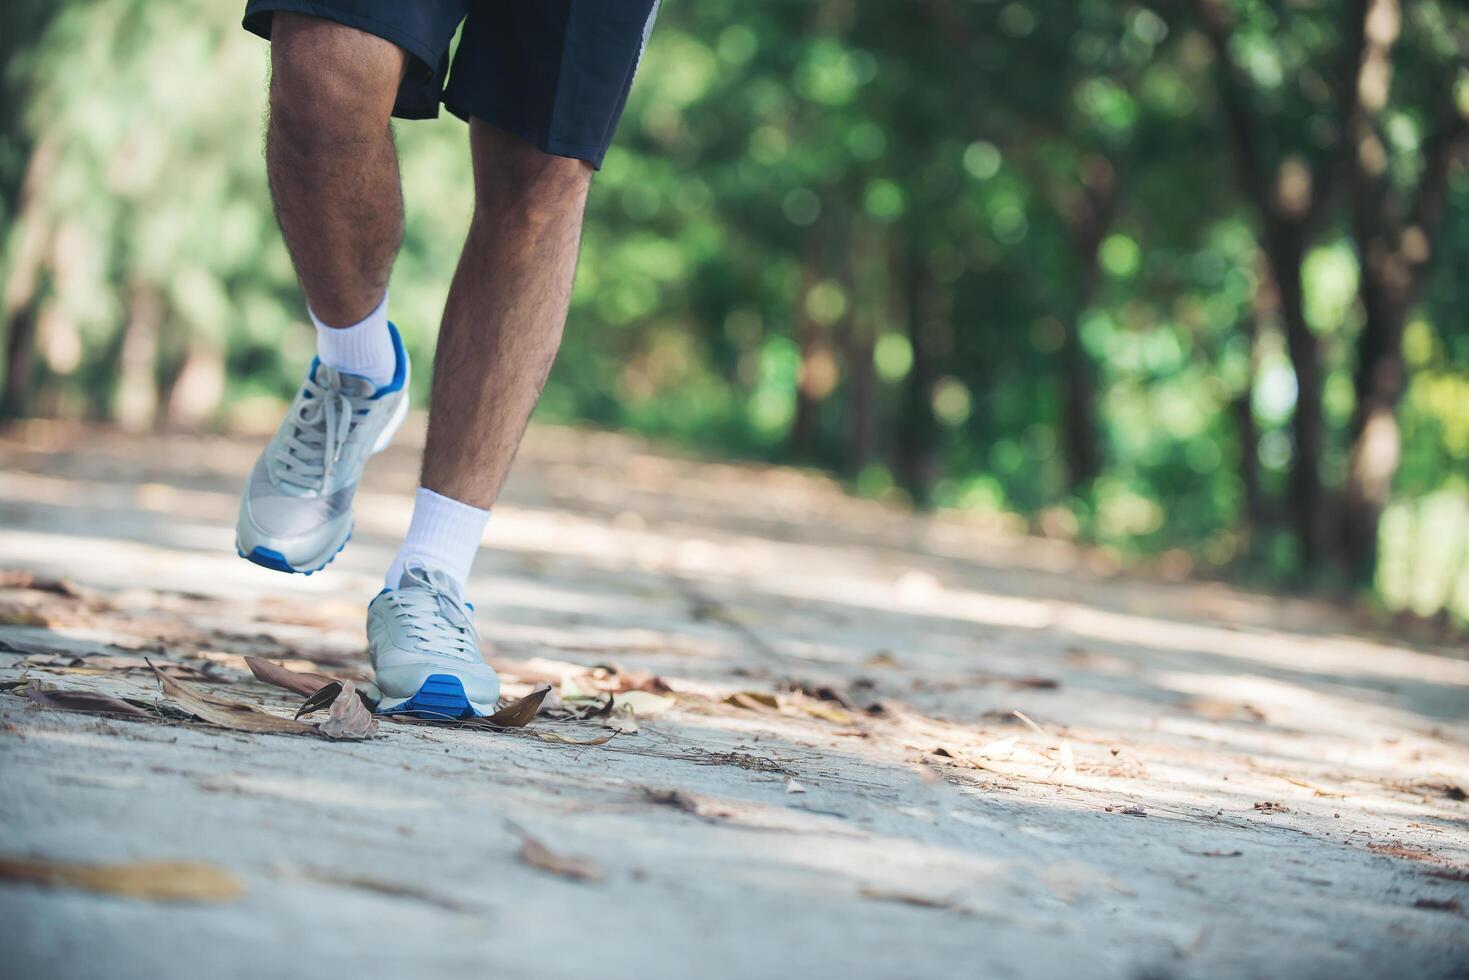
[245,656,337,699]
[26,686,155,720]
[0,855,244,903]
[485,685,551,728]
[294,681,345,719]
[316,682,378,740]
[518,834,603,883]
[148,659,315,736]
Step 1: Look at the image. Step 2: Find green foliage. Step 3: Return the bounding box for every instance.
[2,0,1467,623]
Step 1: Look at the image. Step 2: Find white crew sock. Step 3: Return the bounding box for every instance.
[386,487,491,592]
[310,291,396,388]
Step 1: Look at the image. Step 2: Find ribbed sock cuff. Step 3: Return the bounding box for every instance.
[385,487,491,592]
[311,291,395,387]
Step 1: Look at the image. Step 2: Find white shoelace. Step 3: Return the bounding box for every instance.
[389,562,481,662]
[272,365,357,493]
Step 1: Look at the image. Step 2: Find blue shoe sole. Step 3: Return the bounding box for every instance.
[236,530,351,576]
[377,673,485,720]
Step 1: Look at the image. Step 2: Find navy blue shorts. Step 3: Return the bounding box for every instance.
[242,0,659,168]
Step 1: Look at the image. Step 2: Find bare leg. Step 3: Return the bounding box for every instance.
[266,13,407,326]
[419,121,594,508]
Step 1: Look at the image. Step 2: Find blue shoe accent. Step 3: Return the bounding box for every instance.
[236,530,351,575]
[377,673,483,720]
[242,546,296,573]
[371,322,408,399]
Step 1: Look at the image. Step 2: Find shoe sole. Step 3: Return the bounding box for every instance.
[236,527,351,576]
[375,673,493,720]
[234,376,410,576]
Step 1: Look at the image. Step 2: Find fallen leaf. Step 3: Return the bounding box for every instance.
[797,699,854,725]
[485,685,550,727]
[26,686,156,720]
[785,778,807,794]
[725,691,781,711]
[316,682,378,740]
[294,681,346,719]
[0,855,243,903]
[0,608,54,627]
[535,730,617,746]
[857,886,963,913]
[287,866,471,912]
[1253,801,1290,813]
[245,656,337,699]
[642,787,701,812]
[1413,897,1462,912]
[148,659,315,735]
[1120,805,1148,817]
[614,690,675,717]
[518,835,603,883]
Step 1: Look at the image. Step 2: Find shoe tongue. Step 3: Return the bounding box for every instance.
[398,561,462,602]
[313,363,375,399]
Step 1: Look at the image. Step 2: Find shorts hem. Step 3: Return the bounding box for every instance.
[242,0,444,117]
[442,99,609,169]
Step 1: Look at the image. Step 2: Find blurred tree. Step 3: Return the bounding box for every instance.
[3,0,1467,624]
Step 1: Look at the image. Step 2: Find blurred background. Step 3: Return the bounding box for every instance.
[1,0,1466,627]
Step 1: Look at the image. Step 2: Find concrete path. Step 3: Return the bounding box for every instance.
[1,419,1466,979]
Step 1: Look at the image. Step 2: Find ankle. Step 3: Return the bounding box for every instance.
[312,292,396,387]
[385,487,491,591]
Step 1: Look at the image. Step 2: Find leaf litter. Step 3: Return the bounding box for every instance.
[0,854,243,903]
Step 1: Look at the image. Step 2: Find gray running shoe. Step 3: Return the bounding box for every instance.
[368,561,501,718]
[235,324,409,574]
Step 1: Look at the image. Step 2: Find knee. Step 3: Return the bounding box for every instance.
[471,124,593,229]
[268,13,405,145]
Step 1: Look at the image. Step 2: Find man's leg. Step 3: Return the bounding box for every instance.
[383,122,592,587]
[266,12,406,328]
[235,13,413,574]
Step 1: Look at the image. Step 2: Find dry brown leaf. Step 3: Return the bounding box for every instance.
[316,682,378,740]
[485,685,550,727]
[245,656,337,699]
[518,835,603,883]
[536,730,617,746]
[798,700,854,725]
[858,885,962,912]
[725,691,781,711]
[294,681,346,719]
[0,855,243,903]
[287,866,472,912]
[148,659,315,735]
[26,686,155,719]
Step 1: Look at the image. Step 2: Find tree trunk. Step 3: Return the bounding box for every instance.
[115,283,162,431]
[845,327,877,475]
[894,241,939,505]
[1,306,37,421]
[1231,308,1266,541]
[1267,230,1328,567]
[1336,16,1466,583]
[1058,154,1114,492]
[163,341,226,431]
